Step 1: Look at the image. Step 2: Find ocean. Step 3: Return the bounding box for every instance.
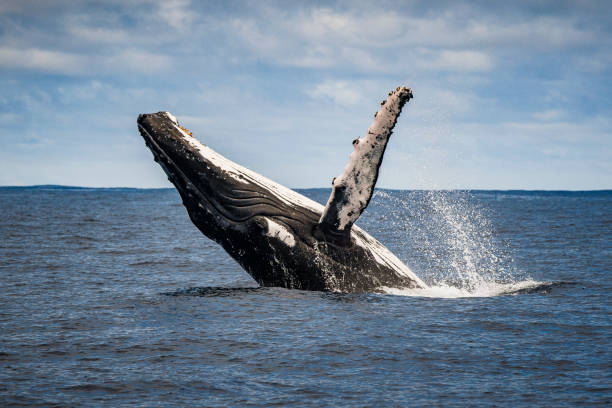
[1,186,610,406]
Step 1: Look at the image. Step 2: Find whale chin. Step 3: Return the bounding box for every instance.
[137,87,427,293]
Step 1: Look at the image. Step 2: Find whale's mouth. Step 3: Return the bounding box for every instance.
[137,112,320,236]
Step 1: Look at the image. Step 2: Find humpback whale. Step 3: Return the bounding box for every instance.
[137,86,426,293]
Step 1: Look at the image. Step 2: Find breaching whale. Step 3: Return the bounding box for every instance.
[137,86,426,293]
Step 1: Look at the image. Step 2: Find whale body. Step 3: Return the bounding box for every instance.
[137,86,426,293]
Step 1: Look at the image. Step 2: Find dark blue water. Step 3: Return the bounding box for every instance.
[1,187,610,406]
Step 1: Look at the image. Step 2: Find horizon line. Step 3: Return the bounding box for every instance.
[1,184,611,193]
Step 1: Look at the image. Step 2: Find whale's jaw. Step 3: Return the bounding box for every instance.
[137,87,426,293]
[137,111,323,246]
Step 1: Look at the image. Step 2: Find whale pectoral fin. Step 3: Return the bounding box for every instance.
[315,86,413,245]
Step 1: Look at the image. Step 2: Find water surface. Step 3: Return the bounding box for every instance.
[1,187,610,406]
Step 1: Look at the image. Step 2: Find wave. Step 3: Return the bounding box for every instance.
[163,286,261,297]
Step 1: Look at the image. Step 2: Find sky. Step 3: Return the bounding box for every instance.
[0,0,610,189]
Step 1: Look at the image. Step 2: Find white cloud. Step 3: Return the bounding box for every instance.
[68,25,132,45]
[102,50,173,74]
[415,49,494,72]
[576,51,612,73]
[0,47,86,74]
[441,14,587,50]
[410,86,481,120]
[502,118,611,145]
[156,0,193,31]
[0,46,172,75]
[1,2,605,77]
[532,110,564,121]
[222,5,599,74]
[453,116,612,160]
[307,80,365,106]
[0,112,20,123]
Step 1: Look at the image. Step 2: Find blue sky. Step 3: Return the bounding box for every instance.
[0,0,610,189]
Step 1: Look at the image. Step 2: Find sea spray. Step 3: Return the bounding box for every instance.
[370,190,535,297]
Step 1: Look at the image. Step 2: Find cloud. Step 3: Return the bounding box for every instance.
[156,0,193,31]
[452,116,612,164]
[415,49,494,72]
[0,1,610,188]
[0,47,86,74]
[307,80,365,106]
[1,2,606,77]
[221,5,601,74]
[576,51,612,73]
[502,117,611,145]
[0,46,172,75]
[67,25,132,45]
[419,16,597,50]
[532,110,564,121]
[102,50,173,74]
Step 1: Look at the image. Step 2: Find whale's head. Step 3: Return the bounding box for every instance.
[137,111,329,285]
[137,111,323,237]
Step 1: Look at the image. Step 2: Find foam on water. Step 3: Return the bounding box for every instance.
[380,279,548,298]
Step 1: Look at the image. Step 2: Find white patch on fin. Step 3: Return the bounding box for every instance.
[265,218,296,247]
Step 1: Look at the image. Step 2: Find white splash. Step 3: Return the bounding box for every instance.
[380,279,547,298]
[420,190,520,291]
[264,218,296,247]
[368,190,533,298]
